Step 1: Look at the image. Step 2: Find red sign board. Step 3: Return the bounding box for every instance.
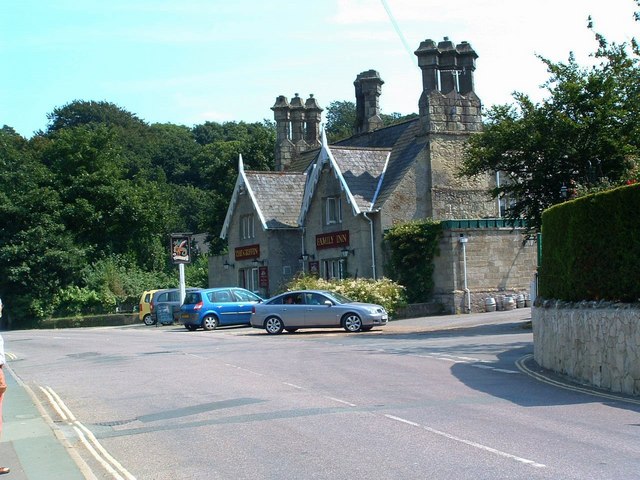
[308,261,319,276]
[259,266,269,288]
[235,244,260,260]
[316,230,349,250]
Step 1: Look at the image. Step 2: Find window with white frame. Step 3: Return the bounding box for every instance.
[238,268,259,293]
[240,214,255,239]
[322,259,344,280]
[325,196,342,225]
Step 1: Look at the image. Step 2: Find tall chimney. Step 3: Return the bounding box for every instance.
[437,37,458,93]
[304,94,322,147]
[271,95,292,171]
[271,95,290,144]
[456,41,478,94]
[289,94,306,143]
[354,70,384,134]
[414,39,439,94]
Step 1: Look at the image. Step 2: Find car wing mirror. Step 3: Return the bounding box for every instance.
[324,300,332,307]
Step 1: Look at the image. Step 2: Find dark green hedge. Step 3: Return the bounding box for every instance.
[538,183,640,301]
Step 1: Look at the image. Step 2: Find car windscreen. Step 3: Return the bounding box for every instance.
[322,291,353,304]
[183,292,201,304]
[232,289,261,302]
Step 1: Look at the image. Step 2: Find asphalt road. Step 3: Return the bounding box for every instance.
[4,309,640,480]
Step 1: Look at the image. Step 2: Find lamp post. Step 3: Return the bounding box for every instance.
[459,234,470,314]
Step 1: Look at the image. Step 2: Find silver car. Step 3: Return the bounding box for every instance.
[250,290,388,334]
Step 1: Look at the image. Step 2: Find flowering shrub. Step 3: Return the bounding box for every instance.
[284,274,406,318]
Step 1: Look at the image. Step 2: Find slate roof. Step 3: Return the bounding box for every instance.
[291,117,424,213]
[244,171,306,229]
[329,147,390,211]
[334,117,418,149]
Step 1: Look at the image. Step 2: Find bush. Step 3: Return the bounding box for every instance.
[284,274,406,317]
[383,220,442,303]
[539,183,640,301]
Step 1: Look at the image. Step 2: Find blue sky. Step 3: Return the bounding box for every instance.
[2,0,638,138]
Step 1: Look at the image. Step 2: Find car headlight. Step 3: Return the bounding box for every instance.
[366,306,385,314]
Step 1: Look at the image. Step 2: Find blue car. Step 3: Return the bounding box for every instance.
[180,288,263,331]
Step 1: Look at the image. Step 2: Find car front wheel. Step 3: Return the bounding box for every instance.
[202,315,219,331]
[265,317,284,335]
[342,313,362,332]
[143,314,155,326]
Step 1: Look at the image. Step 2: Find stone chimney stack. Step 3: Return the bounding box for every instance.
[354,70,384,134]
[456,41,478,95]
[414,39,439,94]
[271,95,293,171]
[437,37,458,93]
[289,93,306,144]
[304,94,322,147]
[414,36,482,134]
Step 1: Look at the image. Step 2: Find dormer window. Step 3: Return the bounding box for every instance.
[325,196,342,225]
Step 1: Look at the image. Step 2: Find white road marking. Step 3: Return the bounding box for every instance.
[283,382,304,390]
[325,396,357,407]
[384,414,546,468]
[493,368,519,374]
[436,357,465,363]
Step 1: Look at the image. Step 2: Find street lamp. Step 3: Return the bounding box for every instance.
[341,248,354,258]
[223,259,234,270]
[560,183,568,199]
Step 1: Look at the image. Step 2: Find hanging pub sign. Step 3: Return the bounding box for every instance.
[316,230,349,250]
[170,233,192,264]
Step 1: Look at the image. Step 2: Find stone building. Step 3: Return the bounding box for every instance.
[210,37,537,313]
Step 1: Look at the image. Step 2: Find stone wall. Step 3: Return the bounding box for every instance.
[533,303,640,396]
[432,226,537,314]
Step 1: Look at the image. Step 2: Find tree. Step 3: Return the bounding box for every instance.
[0,129,89,323]
[460,16,640,232]
[45,100,148,134]
[325,100,357,142]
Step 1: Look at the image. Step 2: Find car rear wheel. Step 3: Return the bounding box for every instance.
[202,315,219,331]
[342,313,362,332]
[143,314,155,326]
[265,317,284,335]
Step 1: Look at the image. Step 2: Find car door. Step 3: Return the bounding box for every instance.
[302,292,336,327]
[276,293,306,327]
[208,289,236,325]
[230,289,262,325]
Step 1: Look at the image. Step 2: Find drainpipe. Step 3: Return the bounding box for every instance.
[363,212,376,279]
[300,227,306,275]
[459,234,470,313]
[496,171,501,217]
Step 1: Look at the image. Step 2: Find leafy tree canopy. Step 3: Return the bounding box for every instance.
[460,10,640,231]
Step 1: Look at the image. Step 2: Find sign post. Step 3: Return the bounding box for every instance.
[170,233,192,304]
